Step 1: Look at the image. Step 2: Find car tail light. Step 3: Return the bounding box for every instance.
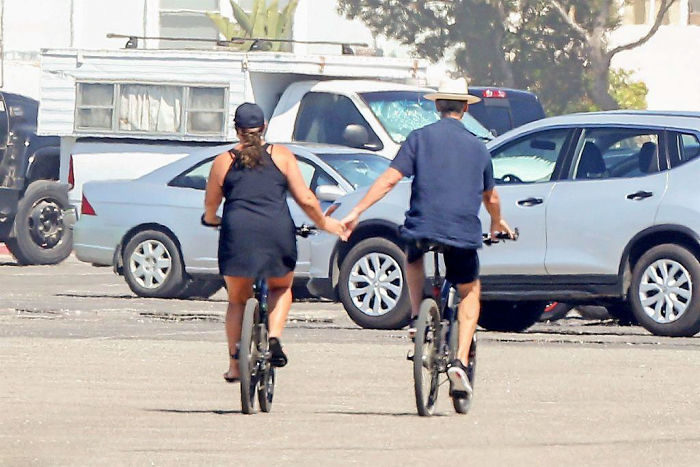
[482,89,507,99]
[324,202,341,217]
[81,194,96,216]
[68,155,75,190]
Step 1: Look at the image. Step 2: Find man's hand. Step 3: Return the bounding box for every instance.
[490,218,515,241]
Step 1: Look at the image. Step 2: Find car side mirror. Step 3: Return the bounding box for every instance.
[343,124,369,149]
[315,184,346,202]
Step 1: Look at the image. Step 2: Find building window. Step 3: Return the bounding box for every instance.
[622,0,682,25]
[159,0,220,49]
[690,0,700,25]
[76,82,228,137]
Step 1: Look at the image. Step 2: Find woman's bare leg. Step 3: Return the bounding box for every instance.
[223,276,254,379]
[266,272,294,338]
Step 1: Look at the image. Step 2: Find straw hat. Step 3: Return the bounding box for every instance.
[424,77,481,104]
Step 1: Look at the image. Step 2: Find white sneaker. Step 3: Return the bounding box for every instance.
[447,360,473,396]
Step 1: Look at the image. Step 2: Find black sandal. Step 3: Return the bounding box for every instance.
[268,337,288,368]
[223,350,240,383]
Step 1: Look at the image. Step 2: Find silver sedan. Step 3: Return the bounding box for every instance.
[74,143,389,299]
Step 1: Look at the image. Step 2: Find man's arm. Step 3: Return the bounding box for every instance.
[483,188,515,239]
[340,167,404,233]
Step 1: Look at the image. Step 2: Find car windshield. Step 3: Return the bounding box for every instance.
[318,153,391,189]
[360,91,493,143]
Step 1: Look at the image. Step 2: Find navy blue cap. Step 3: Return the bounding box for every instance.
[234,102,265,129]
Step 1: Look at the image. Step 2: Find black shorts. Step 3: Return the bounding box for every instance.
[405,240,480,285]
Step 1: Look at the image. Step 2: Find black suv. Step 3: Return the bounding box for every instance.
[0,92,66,265]
[467,87,546,136]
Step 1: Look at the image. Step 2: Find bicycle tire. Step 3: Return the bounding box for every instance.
[413,298,441,417]
[257,326,274,413]
[449,322,476,414]
[239,298,261,415]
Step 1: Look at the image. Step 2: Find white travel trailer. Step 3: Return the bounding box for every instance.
[38,47,429,213]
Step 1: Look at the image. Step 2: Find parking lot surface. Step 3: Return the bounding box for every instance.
[2,255,700,465]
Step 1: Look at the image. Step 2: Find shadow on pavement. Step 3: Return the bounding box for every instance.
[145,408,240,415]
[316,410,430,417]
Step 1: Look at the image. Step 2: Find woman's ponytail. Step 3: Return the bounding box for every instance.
[234,126,264,169]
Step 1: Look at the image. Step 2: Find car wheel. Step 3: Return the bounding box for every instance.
[605,301,637,326]
[478,301,546,332]
[539,302,574,321]
[629,244,700,337]
[338,237,410,329]
[179,278,224,299]
[6,180,72,265]
[122,230,186,298]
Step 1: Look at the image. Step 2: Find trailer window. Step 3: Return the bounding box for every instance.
[76,82,227,138]
[76,83,115,130]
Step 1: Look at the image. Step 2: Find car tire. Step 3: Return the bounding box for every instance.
[338,237,410,329]
[478,301,545,332]
[628,244,700,337]
[6,180,72,265]
[122,230,186,298]
[605,301,637,326]
[178,278,224,299]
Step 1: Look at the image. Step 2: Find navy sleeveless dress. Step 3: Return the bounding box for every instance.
[218,144,297,278]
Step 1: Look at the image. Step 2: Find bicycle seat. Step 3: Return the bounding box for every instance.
[415,239,452,254]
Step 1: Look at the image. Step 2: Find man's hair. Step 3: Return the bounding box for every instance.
[435,99,466,115]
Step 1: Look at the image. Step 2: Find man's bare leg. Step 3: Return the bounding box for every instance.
[455,280,481,365]
[405,256,425,320]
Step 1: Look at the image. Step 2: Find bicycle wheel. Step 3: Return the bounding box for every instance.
[257,326,275,413]
[413,298,442,416]
[449,320,476,414]
[239,298,261,415]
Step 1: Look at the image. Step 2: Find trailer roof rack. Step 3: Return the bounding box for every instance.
[106,33,370,55]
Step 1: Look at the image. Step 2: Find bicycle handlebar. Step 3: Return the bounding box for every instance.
[483,227,519,246]
[201,215,316,238]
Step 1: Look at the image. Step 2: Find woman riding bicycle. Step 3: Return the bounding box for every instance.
[203,102,345,383]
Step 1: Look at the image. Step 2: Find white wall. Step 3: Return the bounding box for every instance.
[610,25,700,110]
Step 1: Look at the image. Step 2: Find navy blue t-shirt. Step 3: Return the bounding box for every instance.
[390,117,495,250]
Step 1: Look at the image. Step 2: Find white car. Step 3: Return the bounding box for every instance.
[74,143,389,299]
[308,111,700,337]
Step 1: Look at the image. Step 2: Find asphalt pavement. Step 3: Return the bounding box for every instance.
[1,255,699,466]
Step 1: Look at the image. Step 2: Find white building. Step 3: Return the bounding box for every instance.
[0,0,697,110]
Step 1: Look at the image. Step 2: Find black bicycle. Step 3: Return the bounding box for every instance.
[237,224,316,414]
[411,229,518,416]
[201,215,315,414]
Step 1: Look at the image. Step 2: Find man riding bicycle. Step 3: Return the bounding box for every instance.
[340,77,514,396]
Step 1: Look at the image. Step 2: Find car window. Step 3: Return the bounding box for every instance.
[672,133,700,167]
[293,92,382,149]
[169,158,214,190]
[484,105,512,136]
[490,128,570,184]
[571,128,661,180]
[296,159,315,187]
[318,153,391,189]
[296,157,338,192]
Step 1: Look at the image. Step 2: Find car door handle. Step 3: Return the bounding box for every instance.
[626,191,653,200]
[517,197,544,206]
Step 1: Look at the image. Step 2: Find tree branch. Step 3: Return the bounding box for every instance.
[548,0,591,42]
[608,0,679,58]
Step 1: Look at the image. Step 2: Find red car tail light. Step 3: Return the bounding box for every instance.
[68,155,75,190]
[482,89,507,99]
[81,194,96,216]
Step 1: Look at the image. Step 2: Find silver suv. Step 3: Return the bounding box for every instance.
[307,111,700,337]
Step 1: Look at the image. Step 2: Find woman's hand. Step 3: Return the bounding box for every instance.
[321,216,348,241]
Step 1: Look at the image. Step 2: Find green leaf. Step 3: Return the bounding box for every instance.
[206,12,235,40]
[230,0,253,36]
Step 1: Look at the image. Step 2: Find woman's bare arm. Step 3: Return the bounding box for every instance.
[203,152,232,224]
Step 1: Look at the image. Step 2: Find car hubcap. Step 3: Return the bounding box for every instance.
[348,252,403,316]
[27,199,64,249]
[639,259,692,324]
[129,240,172,289]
